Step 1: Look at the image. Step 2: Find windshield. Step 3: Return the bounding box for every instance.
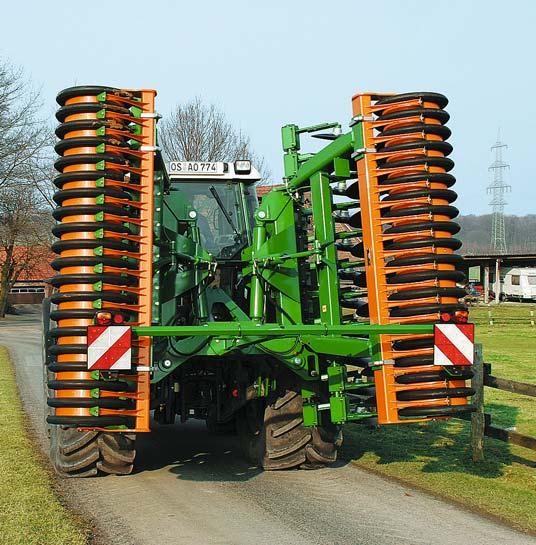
[179,181,247,259]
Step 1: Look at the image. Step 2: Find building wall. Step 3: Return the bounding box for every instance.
[8,282,47,305]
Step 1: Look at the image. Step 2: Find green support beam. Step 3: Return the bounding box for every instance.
[134,323,433,337]
[287,132,354,190]
[310,171,341,325]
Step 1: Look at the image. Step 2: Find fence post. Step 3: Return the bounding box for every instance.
[471,343,485,462]
[531,311,534,327]
[488,310,493,326]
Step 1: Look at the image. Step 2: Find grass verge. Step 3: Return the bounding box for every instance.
[0,346,87,545]
[344,303,536,533]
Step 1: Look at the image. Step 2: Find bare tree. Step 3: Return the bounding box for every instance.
[0,183,53,316]
[159,97,271,183]
[0,60,54,316]
[0,60,54,202]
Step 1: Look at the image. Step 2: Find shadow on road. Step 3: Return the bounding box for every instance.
[136,419,350,481]
[135,420,263,482]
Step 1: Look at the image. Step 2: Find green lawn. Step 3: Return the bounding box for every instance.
[471,304,536,384]
[0,347,87,545]
[344,303,536,533]
[472,304,536,437]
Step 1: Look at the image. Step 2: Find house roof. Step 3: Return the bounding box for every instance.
[0,246,54,281]
[256,184,280,198]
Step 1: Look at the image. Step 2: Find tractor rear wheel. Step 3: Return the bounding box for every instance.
[49,426,136,477]
[43,298,136,477]
[238,390,342,470]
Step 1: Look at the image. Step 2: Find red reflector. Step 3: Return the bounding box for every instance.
[434,323,475,366]
[454,310,469,324]
[87,326,132,370]
[95,311,112,325]
[113,313,125,324]
[231,388,239,398]
[440,312,452,322]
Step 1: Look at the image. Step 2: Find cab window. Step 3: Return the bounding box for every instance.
[179,181,246,259]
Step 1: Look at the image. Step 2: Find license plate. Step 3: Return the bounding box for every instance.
[168,161,224,175]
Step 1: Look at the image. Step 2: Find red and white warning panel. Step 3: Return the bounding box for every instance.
[433,323,475,366]
[87,326,132,371]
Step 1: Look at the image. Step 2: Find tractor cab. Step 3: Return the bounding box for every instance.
[168,161,260,259]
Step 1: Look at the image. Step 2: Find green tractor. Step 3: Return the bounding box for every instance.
[43,86,474,476]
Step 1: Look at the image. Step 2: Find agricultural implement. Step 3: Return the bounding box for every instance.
[43,86,475,476]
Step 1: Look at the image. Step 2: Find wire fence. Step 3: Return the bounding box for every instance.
[471,310,536,326]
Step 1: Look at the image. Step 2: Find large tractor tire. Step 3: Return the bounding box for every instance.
[49,427,135,477]
[238,389,342,470]
[42,299,136,477]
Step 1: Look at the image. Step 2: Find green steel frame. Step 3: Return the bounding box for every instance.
[135,116,435,426]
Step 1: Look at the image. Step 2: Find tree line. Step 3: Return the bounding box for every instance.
[458,214,536,255]
[0,58,269,317]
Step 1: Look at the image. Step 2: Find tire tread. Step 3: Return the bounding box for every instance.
[262,389,341,470]
[50,426,135,477]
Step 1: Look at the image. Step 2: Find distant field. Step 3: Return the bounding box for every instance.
[345,303,536,533]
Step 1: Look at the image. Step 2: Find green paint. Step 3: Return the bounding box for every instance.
[75,109,463,429]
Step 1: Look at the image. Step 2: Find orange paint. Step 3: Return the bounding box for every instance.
[352,92,470,424]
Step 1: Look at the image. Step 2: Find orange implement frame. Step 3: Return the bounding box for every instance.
[76,90,156,433]
[352,93,469,425]
[353,93,405,424]
[131,90,156,432]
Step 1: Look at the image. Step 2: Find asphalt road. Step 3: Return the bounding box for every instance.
[1,311,534,545]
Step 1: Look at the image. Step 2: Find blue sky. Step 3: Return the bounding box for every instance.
[2,0,534,215]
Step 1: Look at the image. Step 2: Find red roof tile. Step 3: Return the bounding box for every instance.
[256,184,282,197]
[0,246,54,281]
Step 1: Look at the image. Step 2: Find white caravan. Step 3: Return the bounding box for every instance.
[500,268,536,302]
